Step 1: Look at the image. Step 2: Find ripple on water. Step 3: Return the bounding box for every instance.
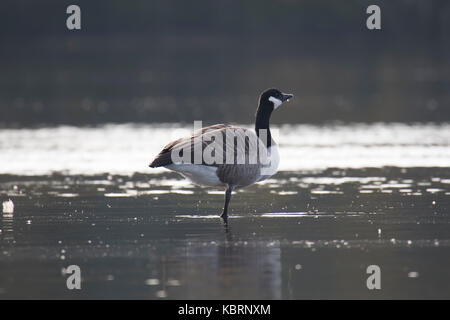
[175,215,242,219]
[310,190,343,195]
[104,193,135,197]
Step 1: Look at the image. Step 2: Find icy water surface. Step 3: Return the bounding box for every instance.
[0,123,450,299]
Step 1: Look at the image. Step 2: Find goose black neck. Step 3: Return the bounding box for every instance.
[255,102,273,149]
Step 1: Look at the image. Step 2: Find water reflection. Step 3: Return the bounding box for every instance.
[1,213,14,244]
[0,123,449,175]
[150,240,283,299]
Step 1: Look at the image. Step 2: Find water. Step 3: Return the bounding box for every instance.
[0,123,450,299]
[1,122,449,175]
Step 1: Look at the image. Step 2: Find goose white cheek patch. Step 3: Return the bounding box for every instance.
[269,96,283,109]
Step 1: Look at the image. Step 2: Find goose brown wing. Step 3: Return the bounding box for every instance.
[149,124,231,168]
[149,124,269,168]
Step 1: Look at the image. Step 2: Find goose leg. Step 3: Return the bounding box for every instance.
[220,186,233,221]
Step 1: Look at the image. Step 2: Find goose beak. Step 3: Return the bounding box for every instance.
[281,93,294,102]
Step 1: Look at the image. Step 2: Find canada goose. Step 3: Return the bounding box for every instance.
[149,88,293,222]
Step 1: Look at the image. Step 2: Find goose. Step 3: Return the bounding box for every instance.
[149,88,293,222]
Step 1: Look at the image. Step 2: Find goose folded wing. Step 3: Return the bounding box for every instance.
[149,124,269,167]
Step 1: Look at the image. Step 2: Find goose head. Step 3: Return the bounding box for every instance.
[258,88,293,115]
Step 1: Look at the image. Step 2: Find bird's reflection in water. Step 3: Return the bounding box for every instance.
[215,240,282,299]
[203,219,282,299]
[221,216,232,242]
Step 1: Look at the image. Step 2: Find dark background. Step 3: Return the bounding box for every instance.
[0,0,449,126]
